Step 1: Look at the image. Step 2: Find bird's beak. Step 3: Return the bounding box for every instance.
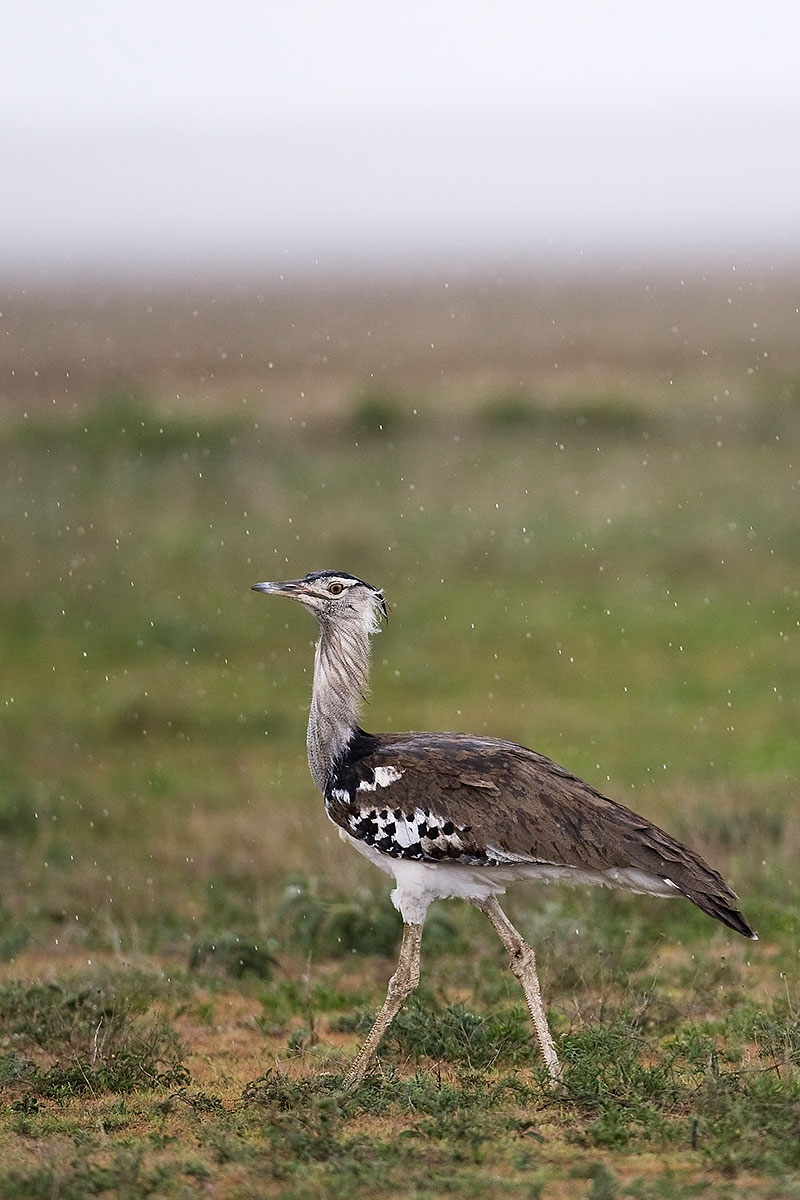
[252,579,300,597]
[251,578,324,602]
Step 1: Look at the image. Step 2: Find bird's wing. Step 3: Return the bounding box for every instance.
[326,730,755,939]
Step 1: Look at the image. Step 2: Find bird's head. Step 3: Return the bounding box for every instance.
[252,569,387,636]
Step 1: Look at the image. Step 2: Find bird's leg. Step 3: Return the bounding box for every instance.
[474,895,562,1082]
[343,921,424,1088]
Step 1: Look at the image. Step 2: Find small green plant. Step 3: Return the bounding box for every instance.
[480,391,542,428]
[188,933,275,979]
[0,970,188,1100]
[278,878,403,957]
[350,387,406,435]
[336,1000,539,1070]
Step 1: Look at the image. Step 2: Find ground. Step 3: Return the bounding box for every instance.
[0,265,798,1197]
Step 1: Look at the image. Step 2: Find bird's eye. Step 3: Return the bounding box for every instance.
[327,581,344,595]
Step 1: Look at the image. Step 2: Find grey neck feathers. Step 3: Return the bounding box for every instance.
[307,618,372,791]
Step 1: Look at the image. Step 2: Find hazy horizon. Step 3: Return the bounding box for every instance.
[3,1,800,281]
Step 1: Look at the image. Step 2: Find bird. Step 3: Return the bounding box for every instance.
[252,569,756,1087]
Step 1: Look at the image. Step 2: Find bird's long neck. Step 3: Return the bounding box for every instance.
[307,618,372,791]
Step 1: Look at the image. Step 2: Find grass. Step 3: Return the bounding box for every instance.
[0,272,799,1196]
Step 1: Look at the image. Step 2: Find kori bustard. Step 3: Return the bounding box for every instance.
[252,569,755,1086]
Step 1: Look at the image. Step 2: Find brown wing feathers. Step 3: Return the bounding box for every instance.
[331,731,756,940]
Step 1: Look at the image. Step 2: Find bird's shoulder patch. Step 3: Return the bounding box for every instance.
[325,741,487,865]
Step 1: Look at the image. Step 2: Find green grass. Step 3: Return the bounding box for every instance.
[0,294,799,1197]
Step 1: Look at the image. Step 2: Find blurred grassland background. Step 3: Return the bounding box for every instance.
[1,267,799,1197]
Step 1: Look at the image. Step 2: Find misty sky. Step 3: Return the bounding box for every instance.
[3,0,800,275]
